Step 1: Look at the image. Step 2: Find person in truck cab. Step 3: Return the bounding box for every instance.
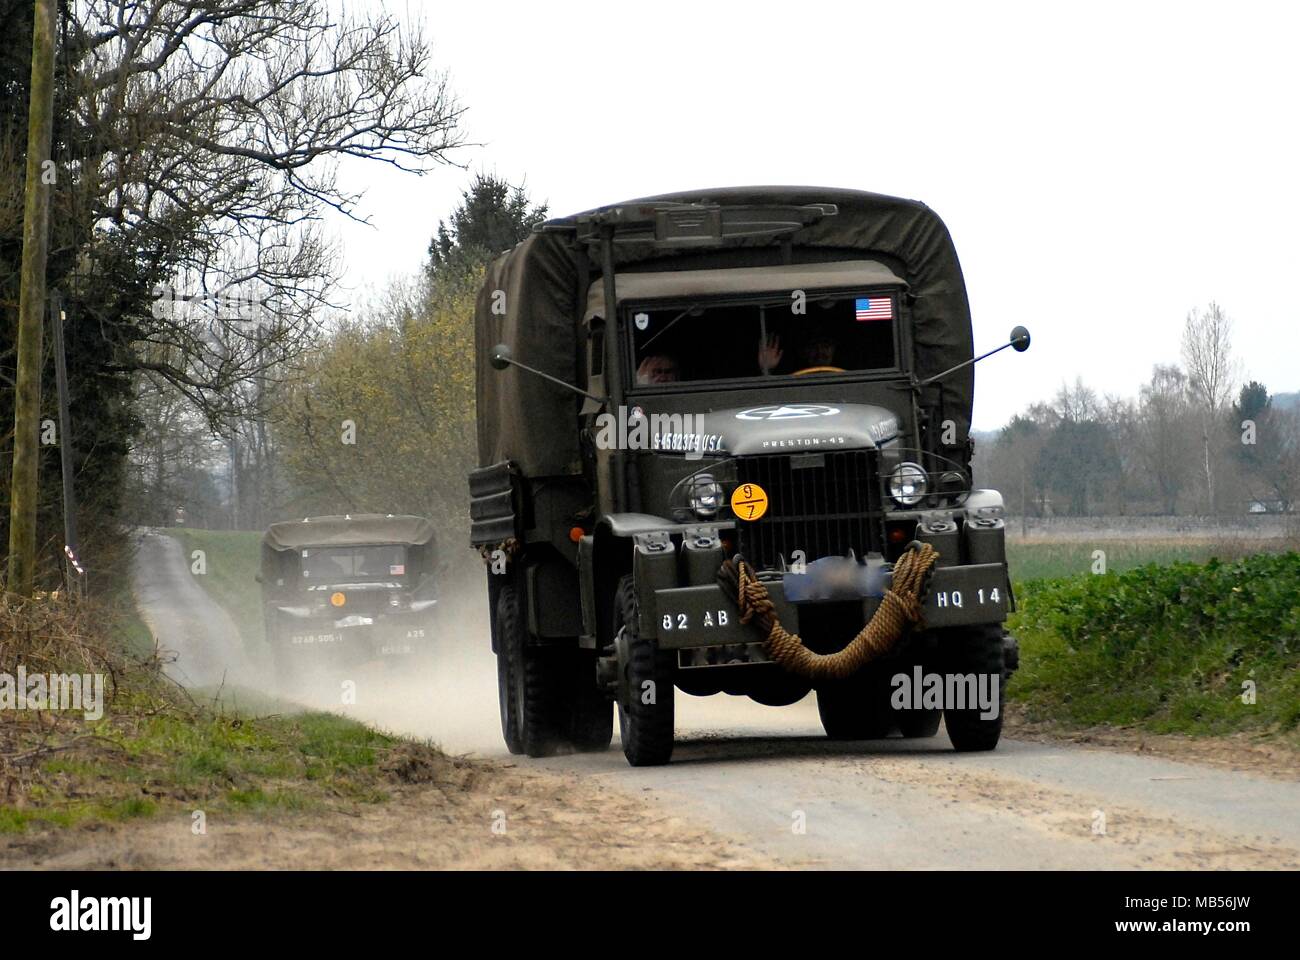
[757,328,839,375]
[636,353,680,384]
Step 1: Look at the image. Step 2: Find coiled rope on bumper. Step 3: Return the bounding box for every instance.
[716,542,939,682]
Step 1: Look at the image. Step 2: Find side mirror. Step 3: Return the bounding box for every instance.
[489,343,512,371]
[917,324,1032,387]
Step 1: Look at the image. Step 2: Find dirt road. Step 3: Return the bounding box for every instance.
[125,533,1300,870]
[131,529,261,688]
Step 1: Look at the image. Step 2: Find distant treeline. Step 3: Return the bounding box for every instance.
[975,349,1298,517]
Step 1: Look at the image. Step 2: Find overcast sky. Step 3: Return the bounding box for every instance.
[329,0,1300,430]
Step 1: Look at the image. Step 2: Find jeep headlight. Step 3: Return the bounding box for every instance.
[688,474,723,518]
[888,462,928,507]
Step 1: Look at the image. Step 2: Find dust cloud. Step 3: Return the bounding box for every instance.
[263,549,508,756]
[204,544,822,757]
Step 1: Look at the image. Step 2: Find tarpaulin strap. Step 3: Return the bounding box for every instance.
[716,542,939,682]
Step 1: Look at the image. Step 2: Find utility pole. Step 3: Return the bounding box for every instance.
[7,0,58,596]
[50,291,82,594]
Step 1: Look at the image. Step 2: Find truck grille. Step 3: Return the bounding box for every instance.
[734,450,883,569]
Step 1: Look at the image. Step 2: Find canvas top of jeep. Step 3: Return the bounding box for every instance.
[260,514,437,591]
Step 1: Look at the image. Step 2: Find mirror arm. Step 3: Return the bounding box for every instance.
[495,353,607,404]
[916,340,1015,388]
[916,327,1030,388]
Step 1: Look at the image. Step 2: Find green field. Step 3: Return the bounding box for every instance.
[1007,551,1300,741]
[166,527,265,650]
[1006,538,1290,584]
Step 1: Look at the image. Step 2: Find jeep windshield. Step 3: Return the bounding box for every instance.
[300,544,407,582]
[628,290,900,387]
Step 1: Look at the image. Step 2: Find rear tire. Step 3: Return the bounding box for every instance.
[897,709,942,738]
[941,624,1006,752]
[498,582,567,757]
[817,666,895,740]
[568,650,614,752]
[495,642,523,755]
[490,575,523,754]
[614,575,675,766]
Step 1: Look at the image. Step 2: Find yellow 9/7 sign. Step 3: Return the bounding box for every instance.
[730,482,769,521]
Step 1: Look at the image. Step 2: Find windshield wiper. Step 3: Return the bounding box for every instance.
[638,303,702,353]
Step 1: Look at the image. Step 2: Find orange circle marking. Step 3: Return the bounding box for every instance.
[730,482,769,521]
[330,592,346,608]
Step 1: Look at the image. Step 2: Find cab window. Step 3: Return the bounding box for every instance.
[628,291,899,386]
[300,545,407,581]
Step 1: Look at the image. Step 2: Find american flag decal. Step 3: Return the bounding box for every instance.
[855,296,893,322]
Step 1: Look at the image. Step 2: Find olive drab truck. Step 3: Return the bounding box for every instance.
[468,187,1030,766]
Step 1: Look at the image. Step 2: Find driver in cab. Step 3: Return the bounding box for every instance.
[757,326,840,376]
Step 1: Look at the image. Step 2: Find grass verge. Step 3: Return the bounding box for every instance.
[0,592,453,836]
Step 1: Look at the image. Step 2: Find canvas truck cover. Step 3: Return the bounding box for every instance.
[475,186,975,477]
[582,260,906,317]
[262,514,437,552]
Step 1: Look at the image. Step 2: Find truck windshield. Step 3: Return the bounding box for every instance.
[628,290,899,386]
[300,545,407,581]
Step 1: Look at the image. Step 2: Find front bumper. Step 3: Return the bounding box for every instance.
[650,563,1010,651]
[276,610,432,658]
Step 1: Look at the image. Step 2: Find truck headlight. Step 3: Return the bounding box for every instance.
[688,474,723,518]
[888,462,928,506]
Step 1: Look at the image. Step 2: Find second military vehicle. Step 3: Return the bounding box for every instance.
[259,514,439,679]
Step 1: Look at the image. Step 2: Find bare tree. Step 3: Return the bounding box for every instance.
[1181,302,1237,512]
[1100,393,1139,514]
[1051,376,1101,422]
[1137,364,1198,515]
[60,0,466,422]
[1273,408,1300,517]
[124,373,225,526]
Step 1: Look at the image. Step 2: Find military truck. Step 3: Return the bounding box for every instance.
[259,514,439,678]
[469,187,1029,766]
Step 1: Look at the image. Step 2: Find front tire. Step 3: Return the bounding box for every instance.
[941,625,1007,752]
[614,575,675,766]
